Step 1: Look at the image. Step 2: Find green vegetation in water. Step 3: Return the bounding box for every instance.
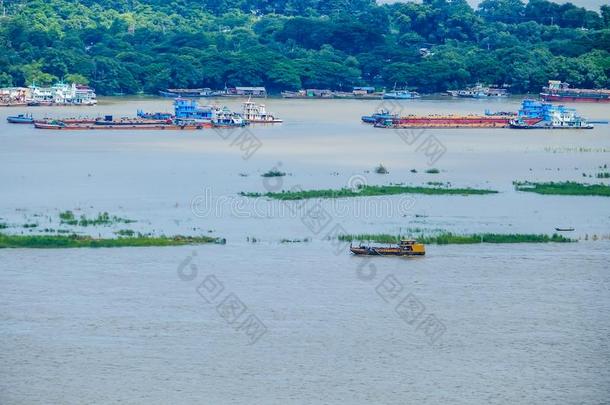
[425,168,440,174]
[261,169,286,177]
[22,223,38,228]
[596,172,610,179]
[115,229,136,237]
[374,164,389,174]
[280,238,310,243]
[240,184,498,200]
[0,223,7,229]
[0,233,223,249]
[59,211,136,226]
[338,233,575,244]
[514,181,610,197]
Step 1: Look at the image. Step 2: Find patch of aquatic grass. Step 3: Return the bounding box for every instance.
[240,184,498,200]
[23,223,38,228]
[425,168,440,174]
[338,232,575,244]
[0,233,223,249]
[0,223,7,229]
[59,211,136,226]
[596,172,610,178]
[514,181,610,197]
[262,169,286,177]
[280,238,310,243]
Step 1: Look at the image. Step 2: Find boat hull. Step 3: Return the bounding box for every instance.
[540,93,610,103]
[350,246,425,256]
[7,117,34,124]
[376,116,542,129]
[34,123,211,130]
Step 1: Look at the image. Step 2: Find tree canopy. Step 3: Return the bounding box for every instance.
[0,0,608,94]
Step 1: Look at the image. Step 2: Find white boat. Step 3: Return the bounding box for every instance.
[241,99,282,123]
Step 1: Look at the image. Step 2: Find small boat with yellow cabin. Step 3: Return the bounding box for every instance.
[350,239,425,256]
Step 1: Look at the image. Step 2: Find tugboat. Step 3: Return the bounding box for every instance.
[7,113,34,124]
[361,108,397,124]
[350,239,426,256]
[241,100,282,123]
[509,99,593,129]
[212,106,247,127]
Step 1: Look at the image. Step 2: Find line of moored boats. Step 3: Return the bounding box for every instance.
[7,99,282,130]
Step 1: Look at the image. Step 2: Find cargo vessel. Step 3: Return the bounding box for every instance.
[374,114,540,128]
[372,99,591,129]
[509,99,593,129]
[350,240,425,256]
[540,80,610,103]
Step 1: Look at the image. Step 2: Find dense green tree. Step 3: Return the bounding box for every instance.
[0,0,607,94]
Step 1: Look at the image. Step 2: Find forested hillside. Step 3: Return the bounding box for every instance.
[0,0,608,94]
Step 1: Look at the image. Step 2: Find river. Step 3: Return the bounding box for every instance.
[1,97,609,404]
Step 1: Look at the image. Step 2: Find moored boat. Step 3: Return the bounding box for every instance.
[159,88,216,98]
[7,113,34,124]
[361,109,397,123]
[241,100,282,123]
[350,240,426,256]
[383,90,420,99]
[540,80,610,103]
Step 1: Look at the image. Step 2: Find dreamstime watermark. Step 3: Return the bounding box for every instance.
[177,251,268,345]
[190,186,416,220]
[376,99,447,166]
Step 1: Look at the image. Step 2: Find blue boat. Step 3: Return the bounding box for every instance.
[7,113,34,124]
[509,99,593,129]
[382,90,420,99]
[361,109,397,123]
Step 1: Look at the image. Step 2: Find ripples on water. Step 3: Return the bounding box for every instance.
[0,98,609,403]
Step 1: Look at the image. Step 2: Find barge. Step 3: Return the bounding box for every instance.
[375,114,541,128]
[373,99,590,129]
[540,80,610,103]
[34,121,210,130]
[350,240,425,256]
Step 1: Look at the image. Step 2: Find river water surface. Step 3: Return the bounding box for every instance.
[1,97,609,404]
